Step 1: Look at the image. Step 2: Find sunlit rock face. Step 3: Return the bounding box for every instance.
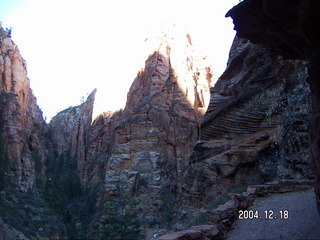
[85,32,211,227]
[226,0,320,215]
[0,26,49,191]
[178,36,312,219]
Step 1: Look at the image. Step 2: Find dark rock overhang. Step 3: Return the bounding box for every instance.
[226,0,320,61]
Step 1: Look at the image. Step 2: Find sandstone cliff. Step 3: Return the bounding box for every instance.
[226,0,320,215]
[0,25,66,239]
[176,35,312,228]
[84,32,212,228]
[49,89,96,179]
[0,26,50,192]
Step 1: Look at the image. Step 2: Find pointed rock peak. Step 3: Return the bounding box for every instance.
[49,89,97,172]
[82,88,97,108]
[124,27,212,117]
[87,88,97,101]
[50,89,97,124]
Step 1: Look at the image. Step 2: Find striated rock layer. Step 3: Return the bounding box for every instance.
[226,0,320,215]
[178,36,312,222]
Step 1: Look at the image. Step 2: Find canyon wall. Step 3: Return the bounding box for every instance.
[0,9,317,237]
[49,88,96,179]
[46,30,313,234]
[177,35,312,227]
[0,26,66,240]
[226,0,320,215]
[0,26,50,192]
[84,32,212,228]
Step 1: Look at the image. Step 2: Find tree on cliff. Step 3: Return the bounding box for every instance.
[0,102,8,191]
[99,183,142,240]
[44,151,97,239]
[0,131,8,190]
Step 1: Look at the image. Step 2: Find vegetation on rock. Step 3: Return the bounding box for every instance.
[0,190,66,239]
[0,129,8,191]
[99,184,142,240]
[44,151,97,239]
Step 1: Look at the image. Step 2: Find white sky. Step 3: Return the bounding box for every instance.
[1,0,238,121]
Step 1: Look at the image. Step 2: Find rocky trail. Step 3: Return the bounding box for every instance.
[226,189,320,240]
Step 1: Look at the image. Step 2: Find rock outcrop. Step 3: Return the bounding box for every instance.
[226,0,320,215]
[0,26,50,191]
[85,32,212,228]
[0,25,67,239]
[49,89,96,179]
[178,35,312,224]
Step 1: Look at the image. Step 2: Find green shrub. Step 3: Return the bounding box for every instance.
[159,184,177,230]
[208,194,230,210]
[31,150,42,174]
[99,193,142,240]
[229,185,248,194]
[44,151,97,239]
[0,129,8,190]
[194,210,208,225]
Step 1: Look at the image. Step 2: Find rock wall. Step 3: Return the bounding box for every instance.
[49,89,96,179]
[226,0,320,215]
[178,36,312,221]
[0,10,316,236]
[0,26,50,191]
[0,26,67,239]
[85,32,212,228]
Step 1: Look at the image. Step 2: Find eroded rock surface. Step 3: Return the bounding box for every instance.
[85,32,211,227]
[226,0,320,215]
[49,89,96,179]
[0,26,67,239]
[179,36,312,222]
[0,26,50,191]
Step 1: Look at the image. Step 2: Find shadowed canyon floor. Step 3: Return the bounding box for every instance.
[226,189,320,240]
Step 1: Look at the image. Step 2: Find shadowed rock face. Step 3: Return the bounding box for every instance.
[0,26,66,239]
[49,89,96,179]
[0,26,50,191]
[178,36,312,219]
[84,33,212,227]
[226,0,320,214]
[226,0,320,61]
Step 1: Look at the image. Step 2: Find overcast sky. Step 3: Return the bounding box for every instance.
[0,0,238,120]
